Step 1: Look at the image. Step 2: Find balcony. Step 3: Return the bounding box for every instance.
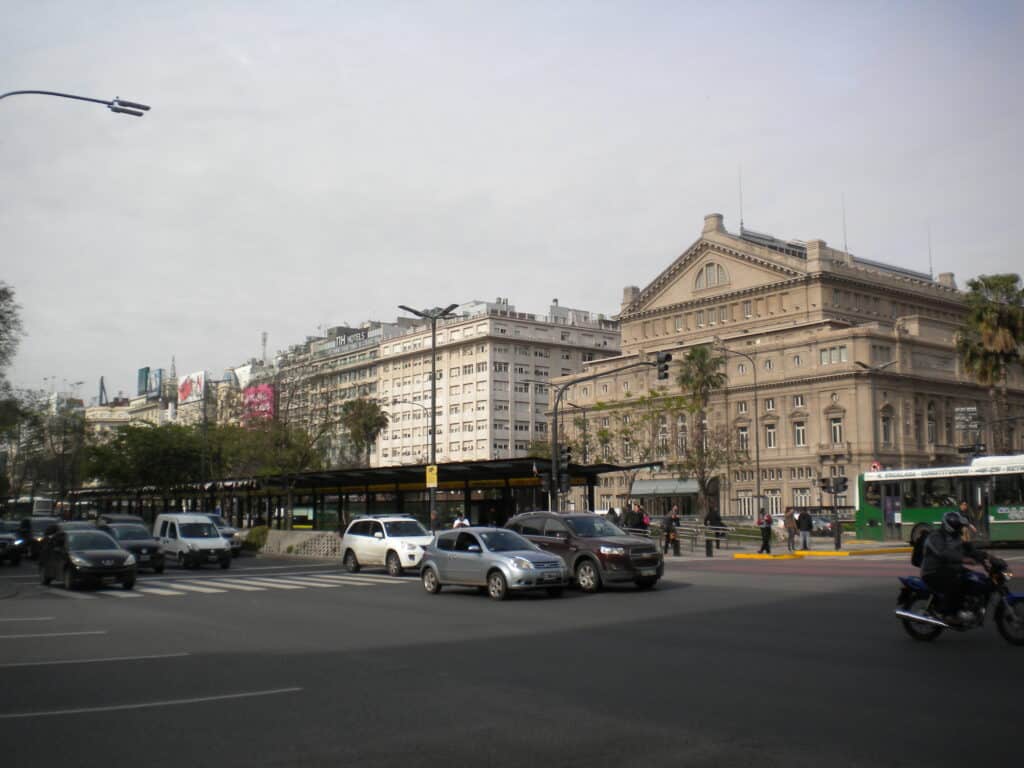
[817,441,852,459]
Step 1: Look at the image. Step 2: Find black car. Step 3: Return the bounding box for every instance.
[39,529,137,591]
[0,520,25,565]
[506,512,663,592]
[97,523,165,573]
[18,517,59,560]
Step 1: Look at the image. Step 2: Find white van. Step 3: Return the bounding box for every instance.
[154,513,231,569]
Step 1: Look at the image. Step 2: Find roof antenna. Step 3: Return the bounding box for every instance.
[927,223,934,279]
[841,192,849,255]
[738,164,745,233]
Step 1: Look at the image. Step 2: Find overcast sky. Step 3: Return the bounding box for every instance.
[3,1,1020,401]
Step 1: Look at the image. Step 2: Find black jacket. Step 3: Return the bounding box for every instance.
[796,512,813,532]
[920,529,984,578]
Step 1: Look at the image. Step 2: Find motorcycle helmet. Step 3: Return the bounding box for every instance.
[941,510,966,536]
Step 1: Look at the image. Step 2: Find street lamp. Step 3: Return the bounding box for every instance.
[715,344,761,519]
[398,303,459,521]
[0,90,151,116]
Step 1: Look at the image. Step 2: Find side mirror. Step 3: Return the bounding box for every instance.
[467,544,482,553]
[374,531,384,540]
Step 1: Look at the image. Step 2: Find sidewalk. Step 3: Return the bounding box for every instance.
[657,536,911,563]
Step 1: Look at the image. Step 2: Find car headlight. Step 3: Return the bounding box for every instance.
[124,554,136,566]
[188,542,199,552]
[599,546,626,556]
[402,541,419,551]
[69,554,89,566]
[509,556,534,570]
[14,538,25,547]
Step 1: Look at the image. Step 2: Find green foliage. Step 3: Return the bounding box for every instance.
[242,525,270,552]
[339,398,389,467]
[86,424,202,490]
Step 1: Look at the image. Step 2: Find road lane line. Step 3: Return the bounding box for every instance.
[0,686,303,719]
[0,617,55,623]
[135,587,188,596]
[188,580,266,592]
[163,583,227,594]
[0,652,190,669]
[0,630,107,640]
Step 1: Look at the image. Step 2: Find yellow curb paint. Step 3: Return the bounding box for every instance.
[733,554,800,560]
[849,547,912,556]
[795,551,851,557]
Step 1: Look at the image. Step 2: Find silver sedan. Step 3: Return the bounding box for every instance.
[420,527,569,600]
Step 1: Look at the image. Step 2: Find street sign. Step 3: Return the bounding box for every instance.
[956,444,986,455]
[425,464,438,489]
[954,406,980,431]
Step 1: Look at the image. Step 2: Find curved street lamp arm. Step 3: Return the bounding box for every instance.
[0,90,151,116]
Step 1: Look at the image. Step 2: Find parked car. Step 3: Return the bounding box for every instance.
[812,517,835,536]
[18,517,59,560]
[39,529,136,590]
[153,513,231,569]
[0,520,25,565]
[506,511,663,592]
[420,527,569,600]
[97,522,165,573]
[201,513,242,557]
[341,516,434,576]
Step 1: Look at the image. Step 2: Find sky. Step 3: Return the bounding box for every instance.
[3,1,1021,401]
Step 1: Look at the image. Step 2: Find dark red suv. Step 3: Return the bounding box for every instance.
[506,512,663,592]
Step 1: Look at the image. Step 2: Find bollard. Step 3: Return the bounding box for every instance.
[705,538,714,557]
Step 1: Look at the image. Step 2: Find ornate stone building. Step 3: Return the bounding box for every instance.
[555,213,1024,518]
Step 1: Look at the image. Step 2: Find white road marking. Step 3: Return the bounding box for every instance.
[0,630,107,640]
[312,574,403,585]
[188,580,266,592]
[228,577,315,589]
[0,686,303,719]
[43,588,97,600]
[0,652,190,669]
[135,587,187,596]
[163,582,227,594]
[0,617,54,623]
[266,576,347,588]
[100,590,143,598]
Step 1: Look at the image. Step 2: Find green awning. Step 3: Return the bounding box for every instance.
[631,479,700,496]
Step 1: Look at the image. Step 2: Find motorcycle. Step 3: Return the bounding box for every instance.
[895,557,1024,645]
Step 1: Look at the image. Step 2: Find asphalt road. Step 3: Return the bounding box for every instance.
[1,551,1022,767]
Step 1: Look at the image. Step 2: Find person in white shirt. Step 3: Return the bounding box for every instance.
[453,513,470,528]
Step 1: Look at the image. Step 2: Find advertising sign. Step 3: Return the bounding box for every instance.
[242,384,276,423]
[177,371,206,405]
[137,367,150,397]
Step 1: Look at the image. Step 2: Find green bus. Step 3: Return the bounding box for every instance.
[857,455,1024,544]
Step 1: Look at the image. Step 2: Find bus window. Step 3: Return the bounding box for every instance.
[994,474,1024,505]
[865,482,881,508]
[901,479,920,508]
[922,477,955,508]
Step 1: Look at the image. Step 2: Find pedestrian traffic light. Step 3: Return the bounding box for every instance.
[818,477,832,493]
[656,351,673,380]
[559,444,572,469]
[833,476,848,494]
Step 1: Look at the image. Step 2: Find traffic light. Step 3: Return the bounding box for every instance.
[539,472,551,493]
[833,476,848,494]
[559,444,572,469]
[656,351,673,380]
[558,474,571,494]
[818,477,832,494]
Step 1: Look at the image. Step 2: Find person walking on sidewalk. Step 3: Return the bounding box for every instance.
[784,507,797,552]
[797,508,813,550]
[757,508,773,554]
[663,506,681,556]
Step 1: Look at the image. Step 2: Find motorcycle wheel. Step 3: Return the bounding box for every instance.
[900,594,944,642]
[995,600,1024,646]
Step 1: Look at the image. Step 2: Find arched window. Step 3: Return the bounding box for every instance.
[694,262,729,290]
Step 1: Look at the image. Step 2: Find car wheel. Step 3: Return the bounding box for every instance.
[635,577,658,590]
[63,564,76,591]
[422,567,442,594]
[343,550,360,574]
[386,551,403,577]
[121,577,135,590]
[546,587,565,598]
[40,565,52,586]
[220,557,231,570]
[487,570,508,601]
[575,559,601,593]
[153,563,165,575]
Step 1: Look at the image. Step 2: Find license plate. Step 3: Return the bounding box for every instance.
[543,573,559,582]
[208,555,219,562]
[139,555,150,562]
[639,568,656,577]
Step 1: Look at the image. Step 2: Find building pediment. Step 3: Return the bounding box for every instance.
[623,221,805,318]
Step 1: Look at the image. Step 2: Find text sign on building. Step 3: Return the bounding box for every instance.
[177,371,206,405]
[954,406,980,431]
[243,384,276,423]
[425,464,438,489]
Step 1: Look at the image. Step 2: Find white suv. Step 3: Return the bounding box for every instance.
[340,516,434,576]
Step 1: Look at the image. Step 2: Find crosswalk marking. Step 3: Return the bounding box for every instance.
[102,590,143,598]
[135,587,187,596]
[266,576,347,588]
[216,578,305,590]
[314,573,406,585]
[181,580,265,592]
[162,582,227,594]
[45,588,96,600]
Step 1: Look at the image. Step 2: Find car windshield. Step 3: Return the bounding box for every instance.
[67,531,119,551]
[565,517,625,538]
[479,529,536,552]
[205,515,227,527]
[31,519,58,534]
[179,523,219,538]
[384,520,428,537]
[110,524,152,541]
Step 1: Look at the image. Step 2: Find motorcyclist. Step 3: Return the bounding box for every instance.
[920,510,988,624]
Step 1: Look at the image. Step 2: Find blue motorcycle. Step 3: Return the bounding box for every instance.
[895,557,1024,644]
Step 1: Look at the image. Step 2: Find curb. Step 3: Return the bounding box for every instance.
[733,546,911,561]
[733,553,801,560]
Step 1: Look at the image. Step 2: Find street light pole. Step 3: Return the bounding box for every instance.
[0,90,151,116]
[399,303,458,522]
[716,345,760,519]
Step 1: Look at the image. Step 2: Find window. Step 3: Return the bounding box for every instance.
[830,417,844,444]
[764,359,774,371]
[742,300,752,318]
[819,345,848,365]
[881,413,894,447]
[794,421,806,447]
[696,310,705,327]
[737,401,748,415]
[765,424,777,448]
[764,398,775,412]
[737,426,749,450]
[764,489,781,515]
[695,262,729,289]
[792,394,805,408]
[793,488,810,507]
[737,363,746,375]
[793,354,803,367]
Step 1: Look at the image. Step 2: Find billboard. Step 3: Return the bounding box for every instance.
[243,384,276,423]
[177,371,206,405]
[146,368,164,401]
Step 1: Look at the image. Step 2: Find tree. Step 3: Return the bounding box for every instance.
[674,346,740,519]
[0,283,24,433]
[956,274,1024,453]
[339,398,389,467]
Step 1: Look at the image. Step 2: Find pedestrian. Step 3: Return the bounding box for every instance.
[607,508,620,526]
[784,507,797,552]
[664,505,681,556]
[704,506,725,549]
[638,503,650,529]
[797,507,813,550]
[757,507,773,554]
[453,512,469,528]
[429,509,441,533]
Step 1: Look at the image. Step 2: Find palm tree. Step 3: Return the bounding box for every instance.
[339,398,390,467]
[957,274,1024,453]
[675,346,729,517]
